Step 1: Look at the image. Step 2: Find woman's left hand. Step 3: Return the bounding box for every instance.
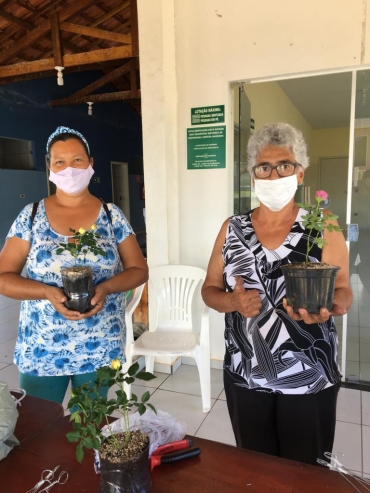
[80,284,109,318]
[283,298,347,324]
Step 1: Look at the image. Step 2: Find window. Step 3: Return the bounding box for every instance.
[0,136,34,170]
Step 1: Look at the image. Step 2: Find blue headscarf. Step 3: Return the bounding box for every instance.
[46,126,90,155]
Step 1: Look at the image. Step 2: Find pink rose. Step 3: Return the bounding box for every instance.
[316,190,328,201]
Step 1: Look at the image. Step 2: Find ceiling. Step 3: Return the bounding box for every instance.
[278,70,370,129]
[1,2,370,127]
[278,73,352,129]
[0,0,141,112]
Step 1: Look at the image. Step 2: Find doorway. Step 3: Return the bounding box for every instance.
[111,161,130,221]
[319,157,348,230]
[234,70,370,387]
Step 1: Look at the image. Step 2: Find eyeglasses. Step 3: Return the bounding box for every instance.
[252,161,300,179]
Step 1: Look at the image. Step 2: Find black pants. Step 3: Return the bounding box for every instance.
[224,370,340,466]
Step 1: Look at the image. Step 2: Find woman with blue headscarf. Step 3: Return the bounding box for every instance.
[0,127,148,404]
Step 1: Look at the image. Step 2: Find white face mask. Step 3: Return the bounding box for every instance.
[254,174,298,211]
[49,165,94,194]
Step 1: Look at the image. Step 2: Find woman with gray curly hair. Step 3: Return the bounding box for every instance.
[202,122,352,465]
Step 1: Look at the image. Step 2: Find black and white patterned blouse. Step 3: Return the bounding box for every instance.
[222,207,340,395]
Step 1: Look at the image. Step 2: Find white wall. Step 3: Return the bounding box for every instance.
[138,0,370,362]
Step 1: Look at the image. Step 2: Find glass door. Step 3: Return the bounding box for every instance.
[347,70,370,385]
[234,85,252,214]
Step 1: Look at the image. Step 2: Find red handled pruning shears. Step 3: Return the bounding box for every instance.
[150,438,201,471]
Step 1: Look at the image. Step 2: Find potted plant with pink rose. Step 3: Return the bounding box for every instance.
[281,190,342,313]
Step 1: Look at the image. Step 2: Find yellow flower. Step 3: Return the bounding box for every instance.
[111,359,121,370]
[90,224,97,231]
[78,227,86,235]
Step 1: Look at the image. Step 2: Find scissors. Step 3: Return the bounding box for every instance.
[26,466,61,493]
[37,470,69,492]
[150,439,201,472]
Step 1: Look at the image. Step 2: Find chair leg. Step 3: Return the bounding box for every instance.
[195,349,211,413]
[145,356,155,374]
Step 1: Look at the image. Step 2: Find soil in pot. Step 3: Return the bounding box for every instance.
[281,262,340,314]
[99,430,151,493]
[61,266,94,313]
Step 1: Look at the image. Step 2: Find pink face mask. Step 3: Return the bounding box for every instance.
[49,166,94,194]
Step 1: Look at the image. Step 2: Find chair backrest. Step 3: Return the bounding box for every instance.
[149,265,206,331]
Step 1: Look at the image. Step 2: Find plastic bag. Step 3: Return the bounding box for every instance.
[94,410,187,473]
[0,381,19,461]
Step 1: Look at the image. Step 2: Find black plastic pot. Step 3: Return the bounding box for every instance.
[281,263,340,314]
[99,443,151,493]
[60,266,94,313]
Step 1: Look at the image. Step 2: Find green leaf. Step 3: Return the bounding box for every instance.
[76,442,84,463]
[87,424,98,436]
[128,362,140,376]
[137,403,146,415]
[147,403,157,414]
[66,430,81,442]
[82,436,96,449]
[141,390,151,403]
[136,371,157,381]
[92,437,100,450]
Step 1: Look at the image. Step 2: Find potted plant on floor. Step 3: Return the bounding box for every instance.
[56,224,105,313]
[67,359,156,493]
[281,190,342,313]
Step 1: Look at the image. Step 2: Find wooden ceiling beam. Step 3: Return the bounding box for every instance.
[50,90,141,107]
[0,0,95,64]
[0,0,65,45]
[0,61,125,85]
[0,45,132,78]
[0,7,34,30]
[42,1,130,59]
[59,22,131,45]
[130,58,138,97]
[16,0,38,14]
[88,1,130,27]
[69,61,133,98]
[49,10,63,68]
[130,0,139,57]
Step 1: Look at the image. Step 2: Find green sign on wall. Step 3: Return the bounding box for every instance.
[191,105,225,125]
[187,126,226,170]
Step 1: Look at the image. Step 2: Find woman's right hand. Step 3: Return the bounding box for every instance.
[45,285,84,320]
[230,276,262,317]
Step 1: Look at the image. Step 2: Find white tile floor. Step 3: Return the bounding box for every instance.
[1,296,370,475]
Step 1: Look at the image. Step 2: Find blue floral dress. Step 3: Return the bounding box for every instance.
[6,200,133,377]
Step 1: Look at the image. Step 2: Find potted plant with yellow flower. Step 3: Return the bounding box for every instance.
[56,224,105,313]
[67,359,156,493]
[281,190,342,313]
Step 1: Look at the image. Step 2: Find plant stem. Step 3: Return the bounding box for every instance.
[104,415,122,450]
[116,369,131,447]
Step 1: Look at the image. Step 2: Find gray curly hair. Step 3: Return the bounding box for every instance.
[247,122,309,173]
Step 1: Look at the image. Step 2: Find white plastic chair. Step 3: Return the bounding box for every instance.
[124,265,211,413]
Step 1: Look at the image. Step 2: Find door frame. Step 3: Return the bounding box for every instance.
[237,67,370,383]
[111,161,130,221]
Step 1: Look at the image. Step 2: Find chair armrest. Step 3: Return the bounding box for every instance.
[126,283,145,315]
[125,283,146,348]
[200,304,210,346]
